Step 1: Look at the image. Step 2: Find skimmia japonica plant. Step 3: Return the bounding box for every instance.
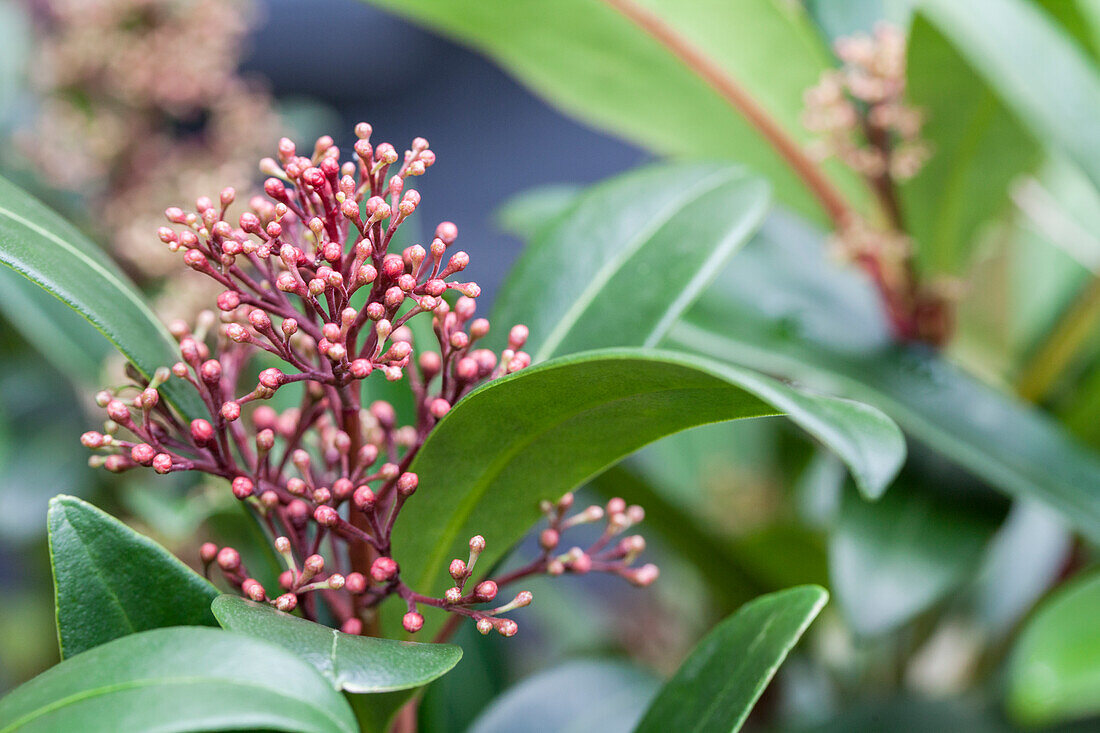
[78,124,658,639]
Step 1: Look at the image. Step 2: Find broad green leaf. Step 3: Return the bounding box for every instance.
[635,585,828,733]
[393,349,903,634]
[0,268,112,382]
[0,626,357,733]
[47,495,218,658]
[213,596,461,733]
[469,660,660,733]
[361,0,870,224]
[829,482,1001,636]
[0,175,202,417]
[917,0,1100,195]
[494,183,582,241]
[493,163,769,361]
[902,15,1040,275]
[668,214,1100,540]
[1006,572,1100,726]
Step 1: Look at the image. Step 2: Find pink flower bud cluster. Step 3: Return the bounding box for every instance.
[80,125,654,638]
[802,23,930,182]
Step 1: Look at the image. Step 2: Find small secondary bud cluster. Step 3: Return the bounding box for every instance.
[81,125,653,638]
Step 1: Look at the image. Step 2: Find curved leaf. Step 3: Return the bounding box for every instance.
[829,482,1000,636]
[635,585,829,733]
[0,175,202,417]
[211,595,462,693]
[360,0,870,223]
[1006,572,1100,726]
[918,0,1100,194]
[213,595,462,733]
[667,214,1100,540]
[392,349,903,631]
[48,495,218,658]
[0,626,357,733]
[492,162,770,361]
[469,660,660,733]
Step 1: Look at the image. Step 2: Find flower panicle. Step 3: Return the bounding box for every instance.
[81,123,654,637]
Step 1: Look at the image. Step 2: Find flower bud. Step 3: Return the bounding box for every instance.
[275,593,298,612]
[231,476,254,499]
[345,572,367,594]
[314,505,339,527]
[474,580,498,601]
[403,612,424,633]
[217,547,241,571]
[449,559,467,581]
[370,556,398,583]
[397,472,419,496]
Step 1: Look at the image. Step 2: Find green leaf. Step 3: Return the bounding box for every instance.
[0,175,202,417]
[0,626,357,733]
[494,183,582,241]
[917,0,1100,195]
[829,482,1000,636]
[47,495,218,658]
[635,585,829,733]
[901,15,1040,275]
[212,596,462,733]
[493,163,770,361]
[1006,571,1100,726]
[469,659,660,733]
[668,215,1100,540]
[360,0,870,224]
[393,348,903,634]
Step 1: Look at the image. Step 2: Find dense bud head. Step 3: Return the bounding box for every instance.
[370,556,398,582]
[353,486,376,511]
[231,476,254,499]
[397,472,419,496]
[190,419,215,445]
[275,593,298,612]
[429,398,451,418]
[345,572,367,594]
[474,580,498,601]
[403,612,425,634]
[539,528,560,550]
[217,547,241,571]
[436,221,458,244]
[449,559,467,580]
[314,505,339,527]
[631,563,660,587]
[106,400,130,423]
[152,453,173,473]
[242,579,266,602]
[200,543,219,564]
[258,368,284,389]
[81,431,106,448]
[130,444,156,465]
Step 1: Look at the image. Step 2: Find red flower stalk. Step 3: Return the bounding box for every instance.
[82,124,656,637]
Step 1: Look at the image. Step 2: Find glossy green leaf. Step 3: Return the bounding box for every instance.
[212,595,461,692]
[668,214,1100,540]
[1006,572,1100,726]
[917,0,1100,195]
[0,626,357,733]
[0,175,202,417]
[493,163,769,361]
[213,595,462,733]
[47,495,218,658]
[469,660,660,733]
[361,0,870,224]
[635,585,828,733]
[393,349,902,634]
[494,183,582,242]
[829,483,1000,636]
[902,15,1040,275]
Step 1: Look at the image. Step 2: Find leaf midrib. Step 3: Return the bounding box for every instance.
[534,167,742,361]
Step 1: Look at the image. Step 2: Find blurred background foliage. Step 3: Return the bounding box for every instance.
[2,0,1100,730]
